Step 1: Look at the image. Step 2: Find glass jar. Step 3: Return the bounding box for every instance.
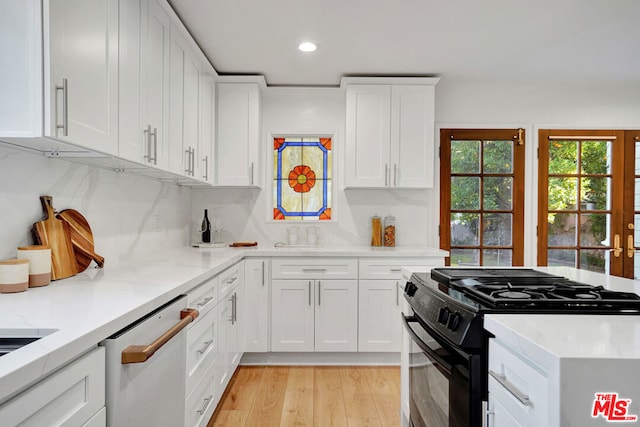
[383,215,396,247]
[371,216,382,247]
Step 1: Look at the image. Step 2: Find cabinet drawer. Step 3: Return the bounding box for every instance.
[187,276,218,318]
[218,262,242,298]
[272,258,357,279]
[359,258,428,280]
[186,305,218,394]
[488,339,548,426]
[185,360,217,427]
[0,346,105,427]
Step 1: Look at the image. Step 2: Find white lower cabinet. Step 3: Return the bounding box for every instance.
[0,346,105,427]
[216,264,244,393]
[271,277,358,352]
[244,258,270,352]
[487,339,549,427]
[358,279,403,352]
[185,361,216,427]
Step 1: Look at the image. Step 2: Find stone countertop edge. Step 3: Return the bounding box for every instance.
[0,245,444,404]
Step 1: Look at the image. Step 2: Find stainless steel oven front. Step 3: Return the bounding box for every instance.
[403,314,484,427]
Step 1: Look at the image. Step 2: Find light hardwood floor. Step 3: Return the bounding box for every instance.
[208,366,401,427]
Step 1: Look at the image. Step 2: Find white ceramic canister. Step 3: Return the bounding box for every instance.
[17,245,52,287]
[0,259,30,293]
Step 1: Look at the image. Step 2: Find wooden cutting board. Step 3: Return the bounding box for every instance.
[57,209,105,271]
[33,196,78,280]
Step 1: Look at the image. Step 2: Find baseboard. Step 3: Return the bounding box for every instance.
[240,352,400,366]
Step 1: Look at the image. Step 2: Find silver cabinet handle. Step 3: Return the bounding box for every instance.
[151,127,158,165]
[203,155,208,181]
[196,339,213,354]
[302,268,327,273]
[396,281,399,306]
[384,164,388,186]
[250,162,254,185]
[55,78,68,137]
[232,292,237,323]
[318,280,321,306]
[143,125,151,162]
[196,395,213,415]
[308,281,312,306]
[394,164,398,186]
[185,148,191,174]
[191,147,196,176]
[225,276,238,285]
[197,296,213,307]
[489,370,531,407]
[390,268,402,272]
[261,261,265,286]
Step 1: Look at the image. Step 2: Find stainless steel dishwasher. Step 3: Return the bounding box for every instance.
[101,295,198,427]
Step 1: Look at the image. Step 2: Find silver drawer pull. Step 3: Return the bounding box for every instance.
[197,395,213,415]
[302,268,328,273]
[390,268,402,272]
[197,297,213,307]
[197,340,213,354]
[225,276,238,284]
[489,370,531,407]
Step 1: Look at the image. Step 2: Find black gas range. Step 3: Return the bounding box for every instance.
[402,268,640,427]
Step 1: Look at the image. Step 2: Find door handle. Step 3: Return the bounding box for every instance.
[143,125,152,162]
[628,234,636,258]
[318,280,321,306]
[121,308,199,364]
[203,155,208,181]
[55,78,68,136]
[613,234,623,257]
[308,281,312,306]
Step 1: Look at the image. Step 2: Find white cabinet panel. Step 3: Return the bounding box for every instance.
[358,279,403,352]
[244,258,270,352]
[47,0,119,153]
[315,279,358,352]
[271,279,315,352]
[0,346,105,427]
[216,83,261,186]
[272,257,357,280]
[198,70,215,182]
[345,85,391,188]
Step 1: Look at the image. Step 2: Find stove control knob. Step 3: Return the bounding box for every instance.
[438,307,450,325]
[405,282,418,297]
[448,312,461,331]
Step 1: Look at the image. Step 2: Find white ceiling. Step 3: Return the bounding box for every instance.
[168,0,640,87]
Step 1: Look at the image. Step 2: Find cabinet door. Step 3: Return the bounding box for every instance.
[216,83,260,186]
[244,259,269,352]
[198,70,215,182]
[168,27,194,176]
[358,279,402,352]
[315,279,358,352]
[141,0,170,169]
[488,396,524,427]
[216,295,231,390]
[390,85,435,188]
[183,53,200,177]
[271,279,314,352]
[345,85,391,188]
[228,285,243,371]
[48,0,118,154]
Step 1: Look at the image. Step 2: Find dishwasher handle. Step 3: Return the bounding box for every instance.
[122,308,199,364]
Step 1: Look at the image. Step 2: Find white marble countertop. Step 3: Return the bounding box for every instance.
[0,245,445,404]
[484,267,640,369]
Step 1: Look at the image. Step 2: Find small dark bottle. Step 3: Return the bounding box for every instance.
[201,209,211,243]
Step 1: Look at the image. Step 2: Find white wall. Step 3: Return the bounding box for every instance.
[192,88,434,248]
[0,145,191,265]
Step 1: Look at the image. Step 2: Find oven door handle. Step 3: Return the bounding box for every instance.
[402,315,452,376]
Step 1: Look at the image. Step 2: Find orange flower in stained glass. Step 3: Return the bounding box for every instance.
[288,165,316,193]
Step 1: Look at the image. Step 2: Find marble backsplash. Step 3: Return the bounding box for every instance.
[191,186,435,248]
[0,145,191,265]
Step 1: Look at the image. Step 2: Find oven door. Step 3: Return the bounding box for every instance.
[402,314,483,427]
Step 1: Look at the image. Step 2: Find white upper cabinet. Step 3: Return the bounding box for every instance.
[198,68,215,183]
[216,82,262,187]
[47,0,119,154]
[344,78,439,188]
[119,0,171,169]
[168,26,200,178]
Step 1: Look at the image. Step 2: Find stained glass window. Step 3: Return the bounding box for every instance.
[273,137,332,220]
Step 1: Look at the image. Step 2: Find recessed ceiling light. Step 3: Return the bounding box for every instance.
[298,42,317,53]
